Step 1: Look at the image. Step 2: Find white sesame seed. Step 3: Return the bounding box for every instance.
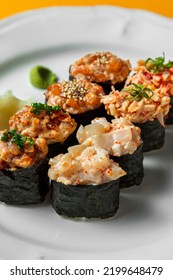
[61,80,88,100]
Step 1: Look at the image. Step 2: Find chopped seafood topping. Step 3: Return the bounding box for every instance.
[126,58,173,96]
[101,84,170,127]
[76,117,142,156]
[0,130,48,170]
[48,145,126,185]
[9,104,77,144]
[69,51,131,84]
[45,80,105,114]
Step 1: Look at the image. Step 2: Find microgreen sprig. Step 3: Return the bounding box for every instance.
[0,130,34,150]
[122,83,154,101]
[145,53,173,73]
[31,103,61,115]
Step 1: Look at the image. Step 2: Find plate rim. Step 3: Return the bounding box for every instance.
[0,5,173,260]
[0,5,173,29]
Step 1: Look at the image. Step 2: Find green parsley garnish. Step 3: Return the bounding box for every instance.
[0,130,34,150]
[145,53,173,73]
[0,132,9,142]
[122,83,154,101]
[31,103,61,115]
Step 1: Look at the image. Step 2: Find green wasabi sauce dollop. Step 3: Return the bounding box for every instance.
[29,65,58,89]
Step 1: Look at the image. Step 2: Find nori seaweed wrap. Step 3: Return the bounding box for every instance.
[111,145,144,189]
[135,120,165,152]
[166,96,173,124]
[51,180,120,219]
[96,81,126,94]
[76,117,144,188]
[0,158,49,205]
[101,83,170,152]
[9,103,77,158]
[48,145,126,219]
[69,51,131,94]
[45,80,106,127]
[0,130,49,205]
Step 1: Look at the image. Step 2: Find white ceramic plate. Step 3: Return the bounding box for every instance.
[0,6,173,260]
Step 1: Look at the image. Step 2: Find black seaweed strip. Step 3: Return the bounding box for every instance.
[51,179,120,219]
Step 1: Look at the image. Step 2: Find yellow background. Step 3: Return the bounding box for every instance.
[0,0,173,19]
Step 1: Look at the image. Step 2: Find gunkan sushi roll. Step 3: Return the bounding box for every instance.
[0,129,49,205]
[48,144,126,219]
[126,54,173,124]
[45,79,106,127]
[101,83,170,152]
[9,103,77,157]
[69,51,131,93]
[166,96,173,124]
[76,117,143,188]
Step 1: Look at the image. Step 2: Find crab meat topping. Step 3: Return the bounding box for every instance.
[126,59,173,96]
[101,85,170,127]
